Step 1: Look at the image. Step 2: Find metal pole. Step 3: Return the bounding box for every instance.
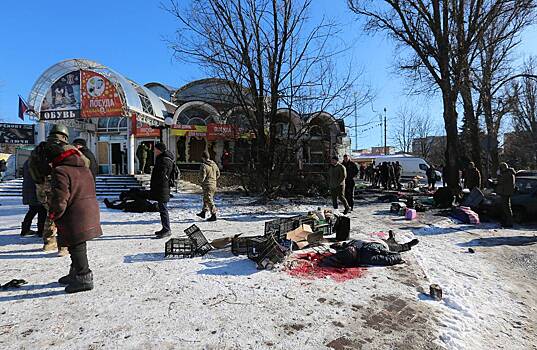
[354,93,357,151]
[384,107,387,155]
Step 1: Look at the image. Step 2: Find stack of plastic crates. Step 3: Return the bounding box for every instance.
[164,224,213,258]
[231,236,266,256]
[164,238,196,258]
[184,224,213,256]
[249,234,288,269]
[264,215,306,242]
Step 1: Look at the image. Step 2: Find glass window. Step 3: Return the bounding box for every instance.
[419,164,428,171]
[515,179,537,194]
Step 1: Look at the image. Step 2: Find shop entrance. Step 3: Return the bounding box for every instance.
[110,143,125,175]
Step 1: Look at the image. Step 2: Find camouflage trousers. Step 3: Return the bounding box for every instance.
[36,181,58,248]
[202,186,217,214]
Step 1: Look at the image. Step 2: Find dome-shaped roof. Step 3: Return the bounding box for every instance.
[27,58,167,122]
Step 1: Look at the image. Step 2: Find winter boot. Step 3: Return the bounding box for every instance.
[20,221,36,236]
[343,207,350,215]
[207,213,217,222]
[154,230,171,239]
[58,265,75,285]
[196,210,206,219]
[65,271,93,294]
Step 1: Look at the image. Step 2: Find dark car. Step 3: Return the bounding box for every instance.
[480,176,537,223]
[516,170,537,177]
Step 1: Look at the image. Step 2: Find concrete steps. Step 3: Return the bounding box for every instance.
[0,175,143,198]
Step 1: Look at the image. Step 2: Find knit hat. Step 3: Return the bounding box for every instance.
[73,138,87,147]
[331,155,339,161]
[155,142,167,152]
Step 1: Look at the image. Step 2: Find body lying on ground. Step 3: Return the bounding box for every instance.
[320,232,418,268]
[103,188,159,213]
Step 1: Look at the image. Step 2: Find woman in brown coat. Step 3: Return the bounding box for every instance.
[47,146,102,293]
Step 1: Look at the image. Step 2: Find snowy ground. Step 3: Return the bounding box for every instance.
[1,183,536,349]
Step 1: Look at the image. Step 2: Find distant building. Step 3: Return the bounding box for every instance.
[371,146,393,155]
[412,136,446,165]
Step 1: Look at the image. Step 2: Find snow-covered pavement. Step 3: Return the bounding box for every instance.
[1,186,536,349]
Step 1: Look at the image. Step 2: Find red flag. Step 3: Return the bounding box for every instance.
[18,96,28,121]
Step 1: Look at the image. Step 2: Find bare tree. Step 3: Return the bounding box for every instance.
[348,0,522,191]
[391,106,420,153]
[472,1,536,177]
[505,58,537,168]
[165,0,370,194]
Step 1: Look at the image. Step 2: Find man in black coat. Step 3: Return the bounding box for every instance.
[342,154,359,211]
[73,139,98,183]
[150,142,174,238]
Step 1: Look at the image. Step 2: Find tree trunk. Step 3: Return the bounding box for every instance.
[443,92,461,191]
[460,77,483,175]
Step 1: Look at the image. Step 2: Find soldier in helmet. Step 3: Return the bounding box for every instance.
[29,124,90,256]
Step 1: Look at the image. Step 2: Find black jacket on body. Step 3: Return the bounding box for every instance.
[150,150,174,203]
[78,146,98,182]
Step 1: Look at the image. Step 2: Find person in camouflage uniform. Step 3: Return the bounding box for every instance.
[29,125,89,256]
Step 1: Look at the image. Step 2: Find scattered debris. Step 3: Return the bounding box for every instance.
[1,279,27,290]
[430,284,443,301]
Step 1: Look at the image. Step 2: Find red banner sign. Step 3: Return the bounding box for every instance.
[81,70,123,118]
[207,123,236,141]
[132,115,161,137]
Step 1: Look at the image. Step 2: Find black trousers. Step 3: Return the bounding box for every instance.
[22,205,47,233]
[344,181,355,209]
[158,202,171,232]
[68,242,90,275]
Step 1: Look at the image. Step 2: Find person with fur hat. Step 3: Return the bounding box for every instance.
[496,162,516,228]
[46,142,102,293]
[150,142,174,238]
[196,150,220,221]
[29,124,89,256]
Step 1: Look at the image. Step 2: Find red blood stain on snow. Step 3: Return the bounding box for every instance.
[286,252,366,282]
[370,231,388,239]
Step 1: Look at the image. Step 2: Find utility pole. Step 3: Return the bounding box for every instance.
[383,107,387,155]
[354,93,357,151]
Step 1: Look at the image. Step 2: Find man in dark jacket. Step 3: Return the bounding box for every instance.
[464,162,481,190]
[394,161,402,190]
[47,144,102,293]
[426,165,437,190]
[496,162,516,228]
[342,154,358,211]
[150,142,174,238]
[73,138,98,182]
[21,160,46,237]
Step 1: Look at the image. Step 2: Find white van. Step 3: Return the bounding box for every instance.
[352,154,441,181]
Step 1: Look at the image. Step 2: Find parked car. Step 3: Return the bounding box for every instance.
[480,176,537,222]
[516,170,537,177]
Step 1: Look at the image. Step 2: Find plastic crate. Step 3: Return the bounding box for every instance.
[313,222,332,236]
[184,224,213,256]
[164,238,195,258]
[231,236,265,256]
[250,235,288,269]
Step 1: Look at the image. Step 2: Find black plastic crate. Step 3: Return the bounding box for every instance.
[184,224,213,256]
[313,222,332,236]
[250,235,288,269]
[231,235,265,256]
[165,238,195,258]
